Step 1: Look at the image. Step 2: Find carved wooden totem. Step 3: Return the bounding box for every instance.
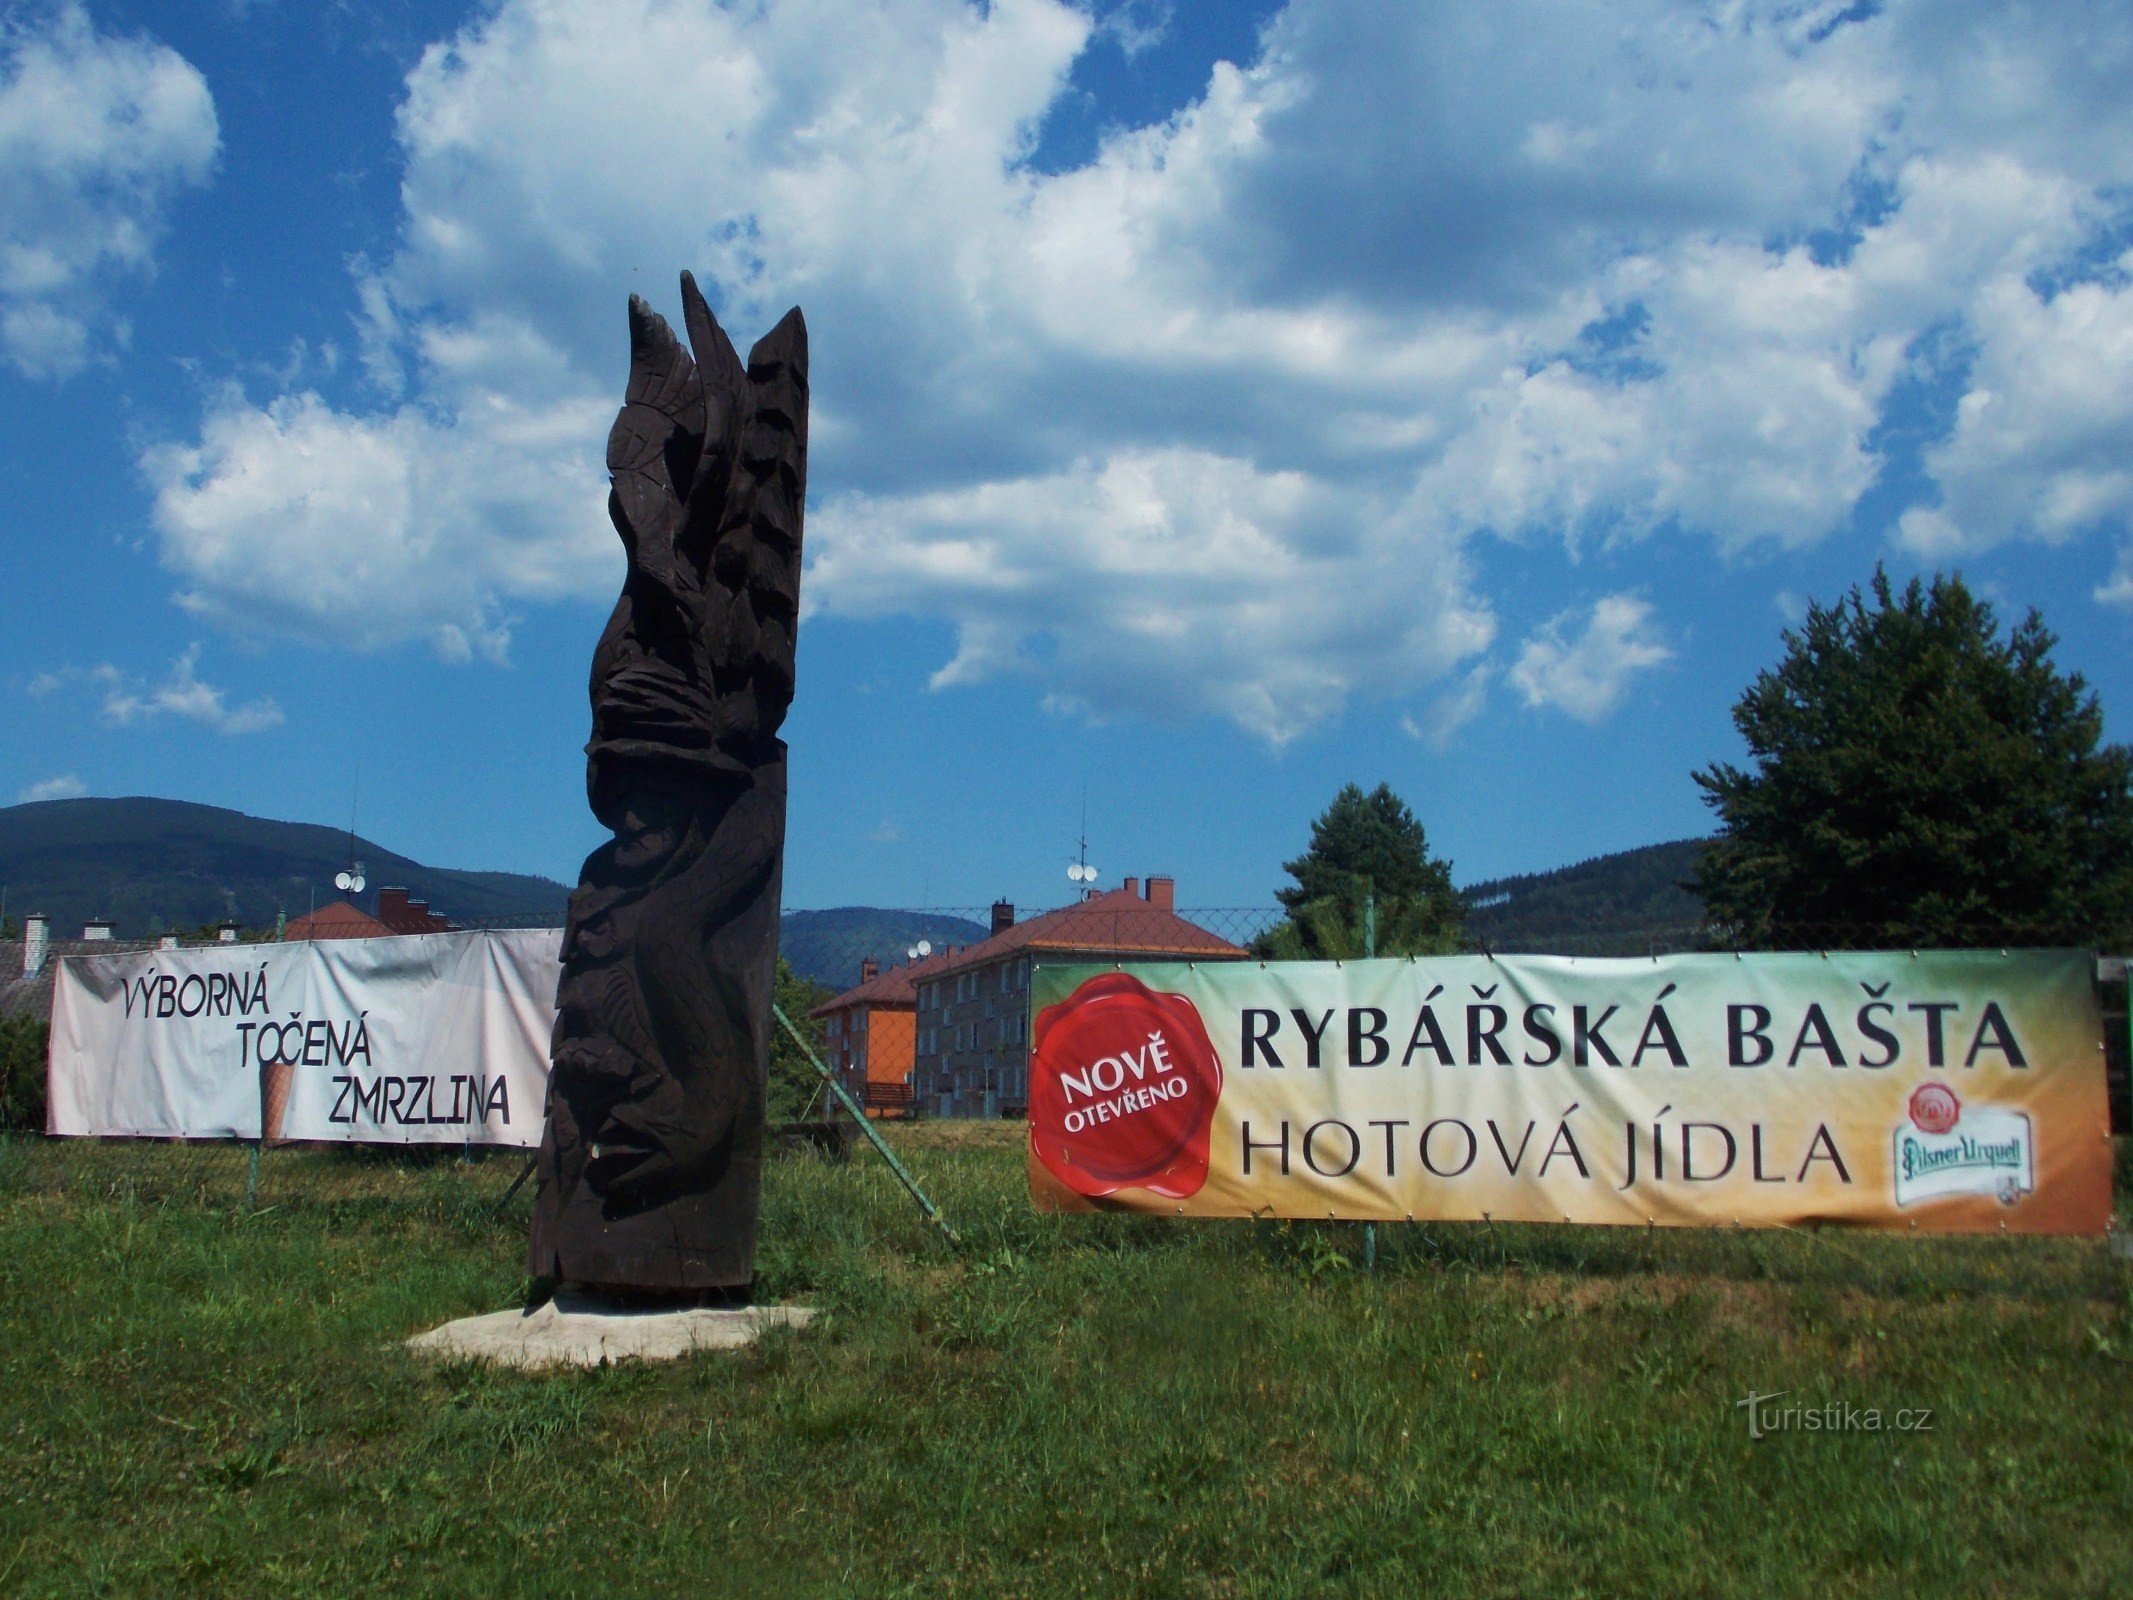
[529,273,806,1296]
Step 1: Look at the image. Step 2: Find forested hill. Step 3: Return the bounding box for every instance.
[0,797,993,986]
[1462,839,1709,953]
[780,908,992,992]
[0,796,571,938]
[2,794,1712,964]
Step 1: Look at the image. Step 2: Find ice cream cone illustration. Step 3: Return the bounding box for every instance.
[260,1057,294,1146]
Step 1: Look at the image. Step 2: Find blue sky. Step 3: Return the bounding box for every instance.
[4,0,2133,914]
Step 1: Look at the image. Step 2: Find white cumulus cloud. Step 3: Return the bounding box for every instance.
[141,0,2133,740]
[17,773,86,803]
[1510,595,1672,723]
[0,3,217,377]
[813,447,1492,746]
[1899,261,2133,555]
[97,646,283,734]
[2098,547,2133,611]
[31,646,282,735]
[144,386,607,660]
[1402,667,1493,750]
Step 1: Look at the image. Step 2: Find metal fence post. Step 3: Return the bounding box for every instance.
[773,1003,959,1247]
[1363,886,1377,1271]
[246,1068,264,1210]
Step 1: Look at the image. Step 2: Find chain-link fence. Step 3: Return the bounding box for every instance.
[0,1132,536,1229]
[779,900,2130,1132]
[4,903,2127,1220]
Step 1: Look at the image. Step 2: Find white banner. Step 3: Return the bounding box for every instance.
[48,929,561,1147]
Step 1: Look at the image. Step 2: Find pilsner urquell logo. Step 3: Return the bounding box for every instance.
[1892,1084,2035,1209]
[1030,973,1222,1199]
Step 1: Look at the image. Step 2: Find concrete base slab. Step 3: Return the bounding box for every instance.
[408,1293,816,1370]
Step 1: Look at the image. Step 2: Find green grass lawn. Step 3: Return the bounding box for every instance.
[1,1126,2129,1599]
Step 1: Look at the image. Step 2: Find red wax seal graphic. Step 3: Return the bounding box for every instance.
[1909,1083,1960,1136]
[1030,972,1222,1199]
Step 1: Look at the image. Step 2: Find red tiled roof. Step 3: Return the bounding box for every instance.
[812,948,957,1016]
[375,887,453,934]
[284,901,393,940]
[924,887,1244,976]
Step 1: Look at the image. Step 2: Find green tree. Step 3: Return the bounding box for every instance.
[1695,568,2133,947]
[1260,783,1463,958]
[767,956,833,1123]
[0,1014,46,1132]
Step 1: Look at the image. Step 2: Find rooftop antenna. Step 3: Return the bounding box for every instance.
[1066,785,1099,891]
[333,764,366,897]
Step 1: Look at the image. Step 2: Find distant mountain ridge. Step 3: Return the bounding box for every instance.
[1462,838,1709,953]
[0,796,572,939]
[0,794,1713,970]
[779,907,992,992]
[0,798,995,991]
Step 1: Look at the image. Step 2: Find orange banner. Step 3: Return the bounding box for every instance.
[1027,951,2111,1234]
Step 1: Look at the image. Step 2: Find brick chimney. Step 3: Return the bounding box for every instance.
[82,919,113,942]
[1122,876,1139,897]
[860,957,880,983]
[991,900,1014,935]
[23,914,47,978]
[1145,876,1175,910]
[377,888,410,919]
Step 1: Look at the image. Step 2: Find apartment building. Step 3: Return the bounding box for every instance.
[911,877,1245,1118]
[810,946,957,1117]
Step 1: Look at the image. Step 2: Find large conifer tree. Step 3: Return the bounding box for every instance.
[1263,783,1463,957]
[1695,569,2133,947]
